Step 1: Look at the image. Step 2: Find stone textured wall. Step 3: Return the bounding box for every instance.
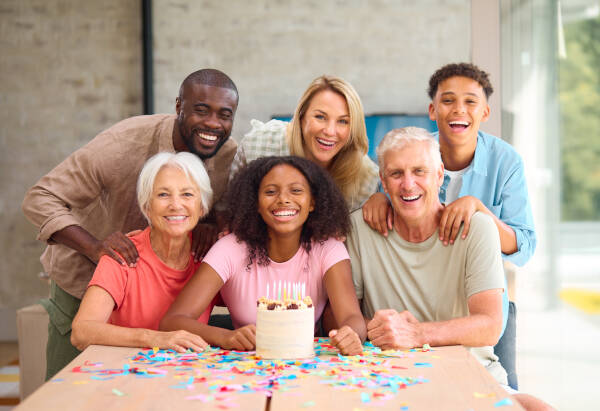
[152,0,471,140]
[0,0,142,335]
[1,0,470,339]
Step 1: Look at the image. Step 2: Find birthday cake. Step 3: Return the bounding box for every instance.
[255,296,315,359]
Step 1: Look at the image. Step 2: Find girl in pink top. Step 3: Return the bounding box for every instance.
[161,156,366,355]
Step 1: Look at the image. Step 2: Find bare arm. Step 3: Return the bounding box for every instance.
[367,288,503,350]
[481,204,518,255]
[439,196,517,254]
[22,134,140,266]
[324,260,367,355]
[160,262,256,351]
[71,286,206,352]
[362,192,393,237]
[51,225,139,266]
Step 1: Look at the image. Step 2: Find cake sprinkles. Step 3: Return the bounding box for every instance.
[257,296,313,311]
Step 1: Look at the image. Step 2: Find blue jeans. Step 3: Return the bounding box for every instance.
[494,301,517,390]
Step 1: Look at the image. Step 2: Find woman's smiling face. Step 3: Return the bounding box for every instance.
[147,166,203,238]
[301,89,351,169]
[258,164,314,238]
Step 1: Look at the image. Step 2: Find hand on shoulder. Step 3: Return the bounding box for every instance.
[439,196,483,245]
[362,192,393,237]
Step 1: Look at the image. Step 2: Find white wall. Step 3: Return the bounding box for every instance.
[2,0,474,340]
[0,0,142,340]
[152,0,471,140]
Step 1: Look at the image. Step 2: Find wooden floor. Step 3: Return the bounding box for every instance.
[0,342,19,407]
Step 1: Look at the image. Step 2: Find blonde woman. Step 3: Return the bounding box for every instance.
[229,75,379,211]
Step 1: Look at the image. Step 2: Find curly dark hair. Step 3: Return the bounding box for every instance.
[427,62,494,100]
[225,156,350,267]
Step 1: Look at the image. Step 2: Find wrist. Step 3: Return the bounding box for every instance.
[416,323,427,347]
[85,238,103,264]
[213,328,230,349]
[137,328,152,348]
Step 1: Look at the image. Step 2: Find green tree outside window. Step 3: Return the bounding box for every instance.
[559,15,600,221]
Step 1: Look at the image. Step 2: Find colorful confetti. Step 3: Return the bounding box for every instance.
[69,338,432,406]
[474,391,496,398]
[494,397,514,407]
[112,388,126,396]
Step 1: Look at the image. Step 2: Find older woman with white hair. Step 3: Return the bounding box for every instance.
[71,152,213,352]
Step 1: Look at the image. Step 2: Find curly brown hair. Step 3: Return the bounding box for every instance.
[427,62,493,100]
[225,156,350,266]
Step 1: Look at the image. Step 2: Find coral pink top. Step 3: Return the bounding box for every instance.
[89,227,214,329]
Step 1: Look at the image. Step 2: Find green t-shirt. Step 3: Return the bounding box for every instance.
[347,211,507,385]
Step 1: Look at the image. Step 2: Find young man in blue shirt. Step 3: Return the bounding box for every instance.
[363,63,536,389]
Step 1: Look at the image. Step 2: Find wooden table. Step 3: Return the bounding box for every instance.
[16,340,522,410]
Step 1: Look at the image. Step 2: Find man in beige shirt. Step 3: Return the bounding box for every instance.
[346,127,554,411]
[22,69,238,379]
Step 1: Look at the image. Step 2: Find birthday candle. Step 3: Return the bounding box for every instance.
[278,281,282,300]
[302,283,305,299]
[267,283,269,299]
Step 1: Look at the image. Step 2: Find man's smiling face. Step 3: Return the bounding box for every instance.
[176,83,238,159]
[428,76,490,152]
[381,142,444,225]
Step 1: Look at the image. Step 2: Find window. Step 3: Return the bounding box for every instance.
[558,2,600,222]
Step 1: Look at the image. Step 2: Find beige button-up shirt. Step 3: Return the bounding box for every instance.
[22,114,237,298]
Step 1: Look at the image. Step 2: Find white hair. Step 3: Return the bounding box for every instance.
[137,152,213,223]
[376,127,442,170]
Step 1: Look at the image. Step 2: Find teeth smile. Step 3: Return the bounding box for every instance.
[273,210,298,216]
[165,216,187,221]
[198,133,217,141]
[316,137,335,147]
[402,195,421,201]
[449,121,469,126]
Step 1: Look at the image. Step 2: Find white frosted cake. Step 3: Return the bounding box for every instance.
[255,296,315,359]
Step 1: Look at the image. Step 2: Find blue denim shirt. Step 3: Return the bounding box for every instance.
[434,130,537,333]
[435,131,537,266]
